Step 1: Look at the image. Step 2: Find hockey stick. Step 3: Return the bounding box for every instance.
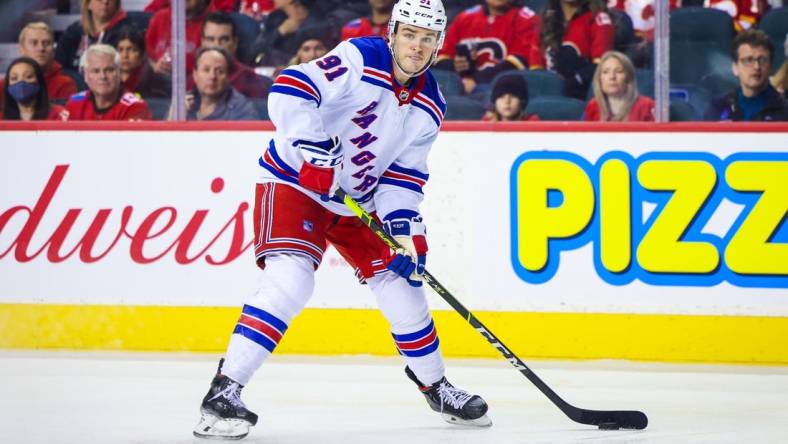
[335,188,648,430]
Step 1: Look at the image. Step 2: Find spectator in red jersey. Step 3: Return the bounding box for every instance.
[146,0,211,77]
[482,73,540,121]
[185,47,258,120]
[341,0,395,41]
[66,44,152,120]
[0,22,77,113]
[1,57,69,121]
[56,0,138,71]
[115,27,171,99]
[706,0,770,32]
[201,12,272,98]
[435,0,540,95]
[583,51,654,121]
[250,0,334,68]
[532,0,614,99]
[607,0,680,41]
[144,0,239,13]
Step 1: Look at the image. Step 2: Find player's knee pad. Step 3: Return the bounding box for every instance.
[368,272,431,333]
[249,253,316,322]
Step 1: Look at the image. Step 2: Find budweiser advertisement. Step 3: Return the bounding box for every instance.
[0,130,369,307]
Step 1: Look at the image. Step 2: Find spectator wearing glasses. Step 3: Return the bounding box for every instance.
[185,47,258,120]
[0,22,77,109]
[583,51,654,121]
[200,12,272,98]
[56,0,137,71]
[66,44,153,121]
[704,29,788,121]
[1,57,69,121]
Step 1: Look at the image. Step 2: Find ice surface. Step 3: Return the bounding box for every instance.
[1,352,787,443]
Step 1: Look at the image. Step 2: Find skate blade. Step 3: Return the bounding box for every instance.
[193,412,252,440]
[441,412,493,427]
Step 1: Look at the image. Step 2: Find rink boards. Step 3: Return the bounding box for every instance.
[0,121,787,364]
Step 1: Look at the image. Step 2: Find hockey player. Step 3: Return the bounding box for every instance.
[193,0,491,440]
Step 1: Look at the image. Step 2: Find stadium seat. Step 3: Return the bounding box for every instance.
[697,72,738,99]
[669,100,698,121]
[671,85,711,119]
[671,7,734,52]
[252,98,270,120]
[444,96,486,120]
[490,70,565,102]
[670,7,734,84]
[758,7,788,73]
[231,13,261,66]
[636,69,655,99]
[432,69,465,97]
[526,96,586,121]
[670,41,732,86]
[145,97,171,121]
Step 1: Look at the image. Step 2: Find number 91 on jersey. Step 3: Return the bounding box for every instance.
[509,151,788,288]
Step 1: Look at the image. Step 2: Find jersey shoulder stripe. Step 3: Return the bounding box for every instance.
[361,66,394,91]
[271,68,322,106]
[349,36,391,72]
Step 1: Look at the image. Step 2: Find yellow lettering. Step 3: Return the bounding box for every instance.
[516,159,594,272]
[725,161,788,275]
[599,158,631,273]
[636,160,719,273]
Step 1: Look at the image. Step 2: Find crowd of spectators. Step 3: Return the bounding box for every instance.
[0,0,786,121]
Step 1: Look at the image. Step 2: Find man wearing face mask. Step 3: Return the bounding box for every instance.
[66,44,152,121]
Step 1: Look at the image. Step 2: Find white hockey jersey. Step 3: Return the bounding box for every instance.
[259,36,447,220]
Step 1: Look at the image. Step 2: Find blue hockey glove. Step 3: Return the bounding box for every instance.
[383,210,428,287]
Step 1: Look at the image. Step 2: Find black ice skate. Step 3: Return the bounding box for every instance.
[193,359,258,440]
[405,366,492,427]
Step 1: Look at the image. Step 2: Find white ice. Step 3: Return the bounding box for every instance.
[1,352,787,444]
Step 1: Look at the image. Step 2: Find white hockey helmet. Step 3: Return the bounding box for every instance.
[387,0,447,78]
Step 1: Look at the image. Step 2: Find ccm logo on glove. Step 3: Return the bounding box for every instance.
[383,210,428,287]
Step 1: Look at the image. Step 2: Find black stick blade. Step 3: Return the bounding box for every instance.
[578,410,648,430]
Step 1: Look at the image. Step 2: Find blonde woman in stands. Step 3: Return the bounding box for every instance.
[583,50,654,122]
[56,0,136,71]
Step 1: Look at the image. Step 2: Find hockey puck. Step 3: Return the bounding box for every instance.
[598,422,621,430]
